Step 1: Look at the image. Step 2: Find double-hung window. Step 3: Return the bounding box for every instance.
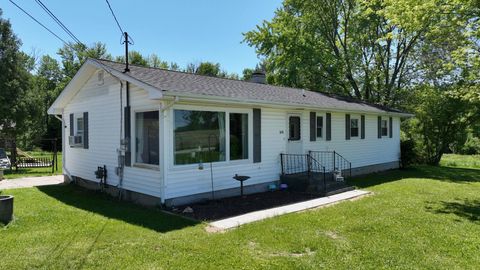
[381,119,388,136]
[350,118,359,138]
[174,110,249,165]
[316,116,323,138]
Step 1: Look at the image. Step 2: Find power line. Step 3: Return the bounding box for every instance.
[105,0,124,34]
[34,0,84,47]
[8,0,73,48]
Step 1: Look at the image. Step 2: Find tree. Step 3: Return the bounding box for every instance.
[243,0,475,107]
[0,10,32,139]
[404,85,480,165]
[58,42,111,79]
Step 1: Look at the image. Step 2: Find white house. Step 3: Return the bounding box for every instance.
[48,59,411,206]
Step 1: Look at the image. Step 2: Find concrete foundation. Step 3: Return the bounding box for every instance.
[164,180,280,207]
[350,161,400,176]
[67,160,399,208]
[72,176,162,207]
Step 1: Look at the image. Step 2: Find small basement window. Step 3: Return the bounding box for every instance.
[135,111,160,165]
[381,119,388,136]
[350,118,359,137]
[316,116,323,138]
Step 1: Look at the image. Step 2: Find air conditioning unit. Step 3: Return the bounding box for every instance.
[69,135,83,146]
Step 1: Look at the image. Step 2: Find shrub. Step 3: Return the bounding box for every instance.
[400,138,417,168]
[460,136,480,155]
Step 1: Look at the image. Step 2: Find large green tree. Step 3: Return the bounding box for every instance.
[244,0,477,107]
[0,10,32,139]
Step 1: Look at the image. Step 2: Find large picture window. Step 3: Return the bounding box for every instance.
[174,110,226,165]
[230,113,248,160]
[135,111,159,165]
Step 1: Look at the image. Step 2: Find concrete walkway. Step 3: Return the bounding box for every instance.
[208,189,371,232]
[0,175,64,190]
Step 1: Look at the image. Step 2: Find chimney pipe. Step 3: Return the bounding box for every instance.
[250,71,266,84]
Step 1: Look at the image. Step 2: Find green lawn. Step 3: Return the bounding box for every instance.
[0,156,479,269]
[440,153,480,168]
[3,153,62,179]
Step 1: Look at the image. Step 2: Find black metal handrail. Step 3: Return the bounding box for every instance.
[280,153,309,175]
[308,150,352,178]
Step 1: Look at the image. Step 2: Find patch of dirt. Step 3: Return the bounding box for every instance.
[168,191,322,221]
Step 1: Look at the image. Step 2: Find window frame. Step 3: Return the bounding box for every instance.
[170,105,253,170]
[350,118,359,138]
[381,119,388,137]
[316,115,324,139]
[132,108,161,170]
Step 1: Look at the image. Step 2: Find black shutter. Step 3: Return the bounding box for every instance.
[378,116,382,139]
[326,113,331,141]
[361,115,365,139]
[389,117,393,138]
[253,108,261,163]
[310,112,316,141]
[124,106,131,166]
[345,114,351,140]
[69,113,74,137]
[83,112,89,149]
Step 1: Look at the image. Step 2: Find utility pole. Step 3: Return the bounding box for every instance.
[122,32,132,73]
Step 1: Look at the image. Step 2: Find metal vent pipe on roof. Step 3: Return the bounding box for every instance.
[249,71,266,84]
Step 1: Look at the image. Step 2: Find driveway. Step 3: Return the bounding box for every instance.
[0,175,64,190]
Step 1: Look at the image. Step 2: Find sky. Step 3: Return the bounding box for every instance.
[2,0,282,75]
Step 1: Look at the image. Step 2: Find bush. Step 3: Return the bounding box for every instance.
[460,136,480,155]
[400,138,417,168]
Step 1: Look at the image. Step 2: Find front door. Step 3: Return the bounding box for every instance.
[286,114,303,154]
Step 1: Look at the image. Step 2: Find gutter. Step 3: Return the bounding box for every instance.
[159,92,414,118]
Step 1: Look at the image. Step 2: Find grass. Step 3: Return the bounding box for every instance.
[440,153,480,168]
[0,155,479,269]
[2,152,62,180]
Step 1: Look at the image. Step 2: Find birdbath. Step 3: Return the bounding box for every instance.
[233,174,250,197]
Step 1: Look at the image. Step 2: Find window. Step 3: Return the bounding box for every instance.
[316,116,323,138]
[289,116,301,141]
[381,119,388,136]
[350,119,359,137]
[174,110,226,165]
[76,116,84,137]
[135,111,159,165]
[230,113,248,160]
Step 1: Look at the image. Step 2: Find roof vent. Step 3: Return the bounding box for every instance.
[250,71,266,84]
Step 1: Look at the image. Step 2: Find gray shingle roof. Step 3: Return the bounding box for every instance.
[95,59,408,115]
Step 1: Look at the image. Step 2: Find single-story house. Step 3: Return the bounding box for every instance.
[48,58,411,206]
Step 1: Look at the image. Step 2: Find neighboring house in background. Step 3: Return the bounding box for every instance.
[48,59,411,206]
